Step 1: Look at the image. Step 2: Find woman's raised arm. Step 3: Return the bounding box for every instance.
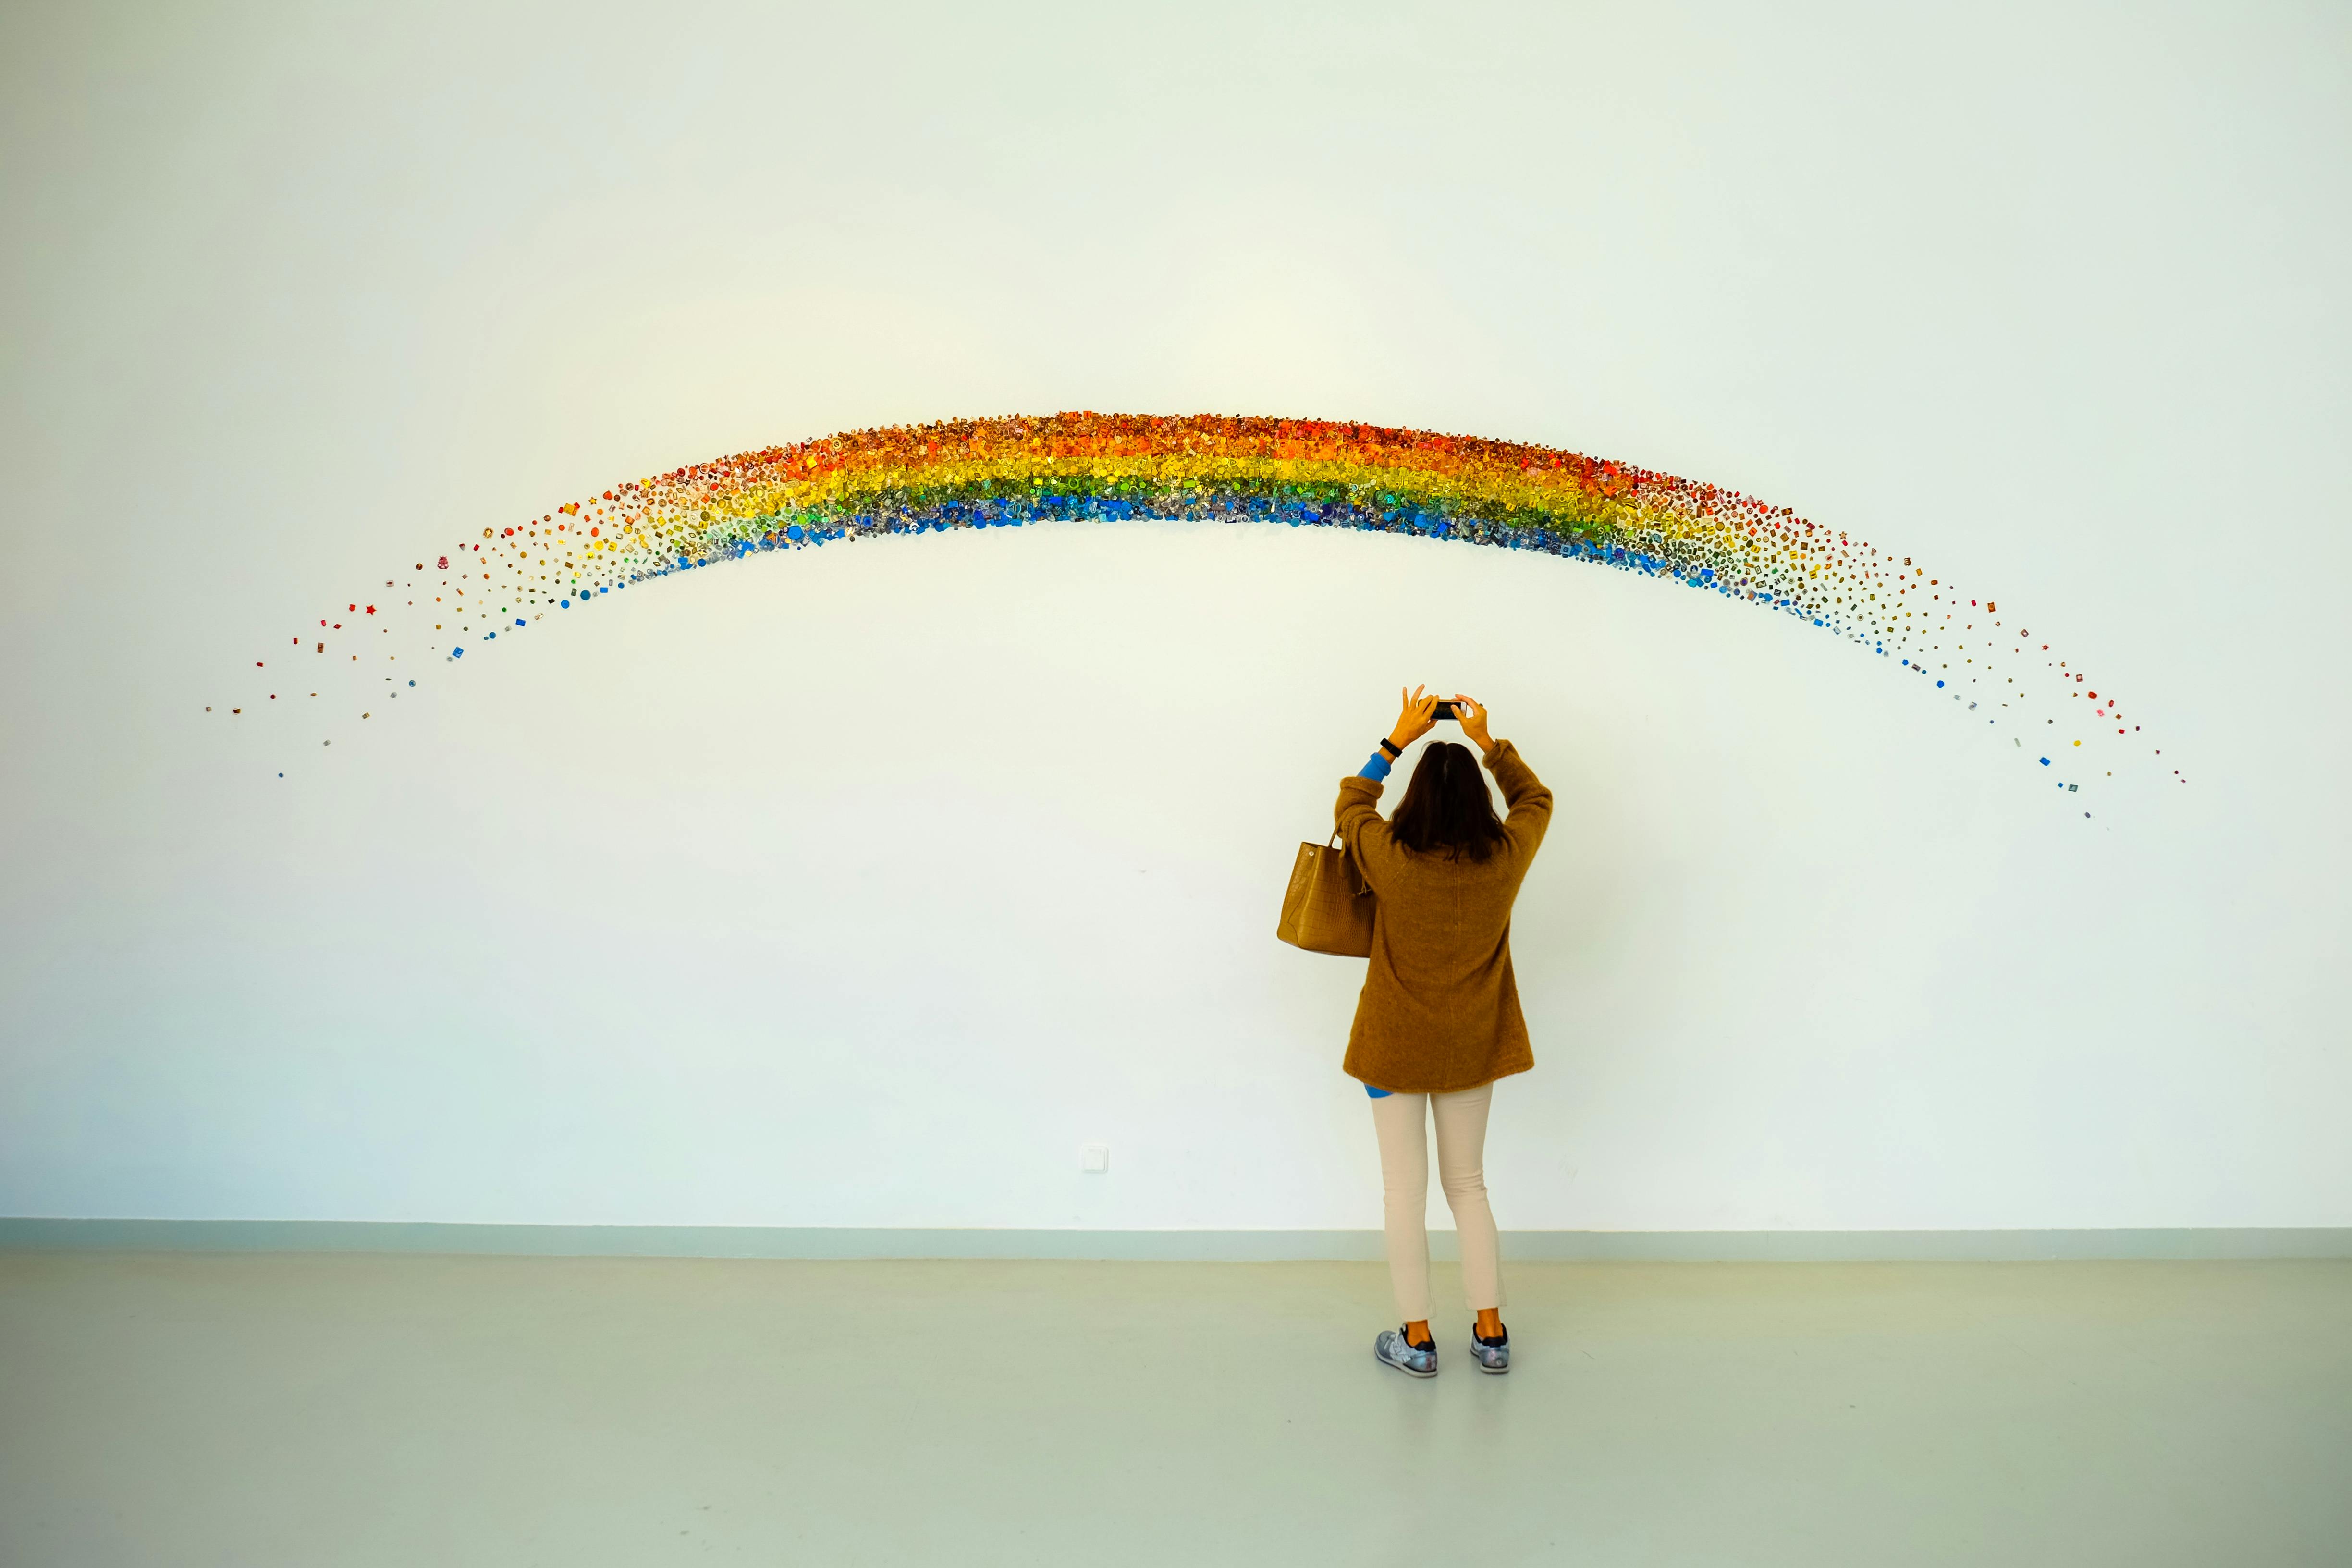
[1456,696,1552,851]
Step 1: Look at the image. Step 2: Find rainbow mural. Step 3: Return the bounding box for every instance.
[211,412,2174,800]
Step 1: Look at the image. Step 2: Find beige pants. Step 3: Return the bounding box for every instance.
[1370,1082,1504,1323]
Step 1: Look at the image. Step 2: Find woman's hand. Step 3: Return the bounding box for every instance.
[1453,693,1497,755]
[1389,685,1441,751]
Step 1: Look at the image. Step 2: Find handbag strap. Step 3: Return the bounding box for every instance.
[1326,830,1371,895]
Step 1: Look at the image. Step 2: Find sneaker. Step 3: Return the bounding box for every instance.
[1374,1326,1438,1378]
[1467,1323,1510,1374]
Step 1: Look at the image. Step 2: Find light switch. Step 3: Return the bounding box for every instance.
[1080,1142,1110,1174]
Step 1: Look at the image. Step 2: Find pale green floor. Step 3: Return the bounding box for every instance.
[1,1255,2346,1567]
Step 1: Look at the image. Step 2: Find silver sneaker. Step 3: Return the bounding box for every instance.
[1374,1327,1438,1378]
[1467,1326,1510,1374]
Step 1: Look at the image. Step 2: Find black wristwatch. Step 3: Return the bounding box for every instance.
[1376,737,1402,760]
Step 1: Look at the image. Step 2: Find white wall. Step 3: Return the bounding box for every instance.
[3,1,2346,1231]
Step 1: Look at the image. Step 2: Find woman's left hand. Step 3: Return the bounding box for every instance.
[1389,685,1441,751]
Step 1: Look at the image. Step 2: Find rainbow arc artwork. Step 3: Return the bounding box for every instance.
[212,412,2172,801]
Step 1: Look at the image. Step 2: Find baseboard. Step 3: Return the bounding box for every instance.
[2,1219,2347,1262]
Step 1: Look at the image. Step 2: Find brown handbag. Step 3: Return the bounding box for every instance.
[1276,831,1376,957]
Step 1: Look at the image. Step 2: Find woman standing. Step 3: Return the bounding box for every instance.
[1337,686,1554,1378]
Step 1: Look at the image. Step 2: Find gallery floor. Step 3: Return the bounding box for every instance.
[2,1252,2345,1566]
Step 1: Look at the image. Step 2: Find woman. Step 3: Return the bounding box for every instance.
[1337,685,1554,1379]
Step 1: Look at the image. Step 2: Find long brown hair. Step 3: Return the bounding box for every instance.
[1390,741,1507,862]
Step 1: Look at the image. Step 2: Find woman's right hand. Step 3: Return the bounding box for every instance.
[1389,685,1441,751]
[1453,693,1497,755]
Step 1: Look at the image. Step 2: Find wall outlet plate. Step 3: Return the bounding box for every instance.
[1080,1142,1110,1174]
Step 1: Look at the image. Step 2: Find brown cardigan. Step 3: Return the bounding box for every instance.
[1335,739,1555,1094]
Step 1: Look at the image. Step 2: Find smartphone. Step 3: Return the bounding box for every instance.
[1432,699,1461,720]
